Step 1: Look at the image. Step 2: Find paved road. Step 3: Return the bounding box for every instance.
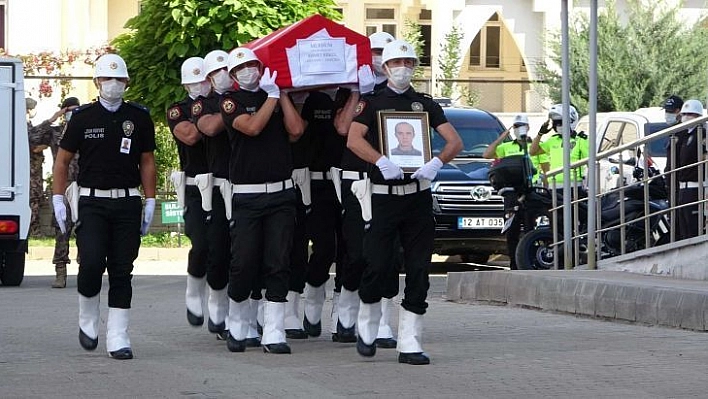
[2,261,707,398]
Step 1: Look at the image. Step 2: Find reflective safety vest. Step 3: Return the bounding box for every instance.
[496,140,548,185]
[539,134,589,184]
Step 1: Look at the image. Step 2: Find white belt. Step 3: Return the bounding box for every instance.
[681,181,702,188]
[310,171,332,181]
[185,177,196,186]
[232,179,294,194]
[372,180,431,196]
[341,170,368,180]
[79,187,141,198]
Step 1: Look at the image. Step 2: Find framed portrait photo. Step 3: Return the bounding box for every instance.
[377,111,432,173]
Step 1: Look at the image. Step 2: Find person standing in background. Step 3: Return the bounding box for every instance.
[26,97,48,237]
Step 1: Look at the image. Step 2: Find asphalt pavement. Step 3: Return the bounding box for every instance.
[2,255,708,398]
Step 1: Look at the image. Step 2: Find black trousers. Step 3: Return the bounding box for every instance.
[361,189,434,315]
[305,181,341,288]
[678,187,700,240]
[204,187,230,290]
[228,189,296,302]
[76,196,141,308]
[288,186,308,294]
[503,192,542,270]
[183,186,210,278]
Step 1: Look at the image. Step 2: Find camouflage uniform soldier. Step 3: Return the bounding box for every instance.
[49,97,81,288]
[26,97,52,237]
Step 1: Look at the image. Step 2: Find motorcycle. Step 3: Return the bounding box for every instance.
[513,162,670,270]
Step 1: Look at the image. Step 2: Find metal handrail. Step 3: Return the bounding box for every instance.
[544,115,708,269]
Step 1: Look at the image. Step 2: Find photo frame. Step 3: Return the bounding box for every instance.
[377,111,432,173]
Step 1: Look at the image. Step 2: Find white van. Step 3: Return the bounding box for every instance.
[0,58,30,286]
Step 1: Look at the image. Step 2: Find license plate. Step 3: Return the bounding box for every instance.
[457,217,505,229]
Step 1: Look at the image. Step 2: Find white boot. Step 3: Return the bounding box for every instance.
[207,287,228,338]
[262,301,291,354]
[245,299,261,346]
[78,294,100,350]
[185,275,206,326]
[285,291,308,339]
[257,298,265,333]
[356,300,381,357]
[335,288,359,343]
[396,308,429,365]
[226,299,249,352]
[106,308,133,359]
[329,290,340,335]
[375,297,397,348]
[303,283,326,336]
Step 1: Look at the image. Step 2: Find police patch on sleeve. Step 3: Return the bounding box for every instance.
[167,106,181,120]
[354,101,366,116]
[191,101,203,117]
[221,98,236,114]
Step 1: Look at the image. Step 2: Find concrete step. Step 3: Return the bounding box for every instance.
[447,270,708,331]
[27,246,189,261]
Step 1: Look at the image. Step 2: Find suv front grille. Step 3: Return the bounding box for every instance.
[433,183,503,212]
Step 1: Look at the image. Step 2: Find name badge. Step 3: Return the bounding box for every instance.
[120,138,131,154]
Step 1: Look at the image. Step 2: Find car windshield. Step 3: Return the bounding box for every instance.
[644,122,670,157]
[431,114,505,158]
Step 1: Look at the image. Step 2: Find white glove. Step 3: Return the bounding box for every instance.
[411,157,444,181]
[141,198,156,236]
[357,64,376,94]
[376,156,404,180]
[259,67,280,99]
[52,194,67,235]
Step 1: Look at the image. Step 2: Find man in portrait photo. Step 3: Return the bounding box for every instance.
[390,121,422,156]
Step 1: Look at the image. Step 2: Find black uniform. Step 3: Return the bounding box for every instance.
[60,100,155,308]
[288,100,310,296]
[220,89,296,303]
[673,126,706,239]
[191,93,231,292]
[354,87,446,315]
[166,98,210,282]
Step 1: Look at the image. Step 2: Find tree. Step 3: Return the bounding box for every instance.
[401,19,425,80]
[438,25,463,98]
[536,0,708,115]
[111,0,340,189]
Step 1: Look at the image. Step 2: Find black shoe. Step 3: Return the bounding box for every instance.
[285,328,309,339]
[374,337,397,348]
[79,329,98,351]
[336,321,357,343]
[215,330,229,341]
[398,352,430,365]
[109,347,134,360]
[303,316,321,337]
[331,333,339,342]
[226,332,246,352]
[187,309,204,326]
[356,336,376,357]
[208,319,226,334]
[244,337,261,347]
[263,343,291,354]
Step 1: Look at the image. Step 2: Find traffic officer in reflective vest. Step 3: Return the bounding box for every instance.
[347,40,463,365]
[52,53,157,360]
[484,114,549,269]
[166,57,212,331]
[190,49,237,341]
[220,48,305,354]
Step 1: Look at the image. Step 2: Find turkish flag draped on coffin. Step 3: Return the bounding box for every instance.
[243,14,372,90]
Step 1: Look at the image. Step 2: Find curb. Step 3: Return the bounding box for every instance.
[27,246,190,261]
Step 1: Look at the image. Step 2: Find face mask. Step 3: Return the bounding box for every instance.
[386,66,413,90]
[100,79,126,102]
[28,109,37,119]
[515,125,529,138]
[235,67,260,90]
[186,81,211,99]
[372,55,384,76]
[665,112,678,125]
[211,69,234,93]
[681,114,698,123]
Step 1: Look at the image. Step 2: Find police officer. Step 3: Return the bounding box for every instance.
[672,99,705,240]
[166,57,212,330]
[530,103,588,196]
[220,48,305,354]
[49,96,81,288]
[52,53,157,360]
[484,115,549,270]
[347,40,463,365]
[191,50,237,341]
[662,95,684,209]
[26,97,49,237]
[369,32,395,92]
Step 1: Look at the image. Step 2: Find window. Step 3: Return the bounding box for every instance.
[365,7,396,38]
[0,3,5,51]
[599,122,625,152]
[418,9,431,66]
[469,13,502,69]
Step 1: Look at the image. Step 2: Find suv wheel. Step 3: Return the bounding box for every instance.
[1,250,26,286]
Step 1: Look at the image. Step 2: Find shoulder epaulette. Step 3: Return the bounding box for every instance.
[126,101,150,113]
[71,103,92,115]
[418,92,434,100]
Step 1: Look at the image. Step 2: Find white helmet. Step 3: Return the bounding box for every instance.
[680,99,703,116]
[513,114,529,127]
[227,47,260,73]
[381,39,419,66]
[548,103,579,130]
[369,31,395,50]
[180,57,206,84]
[203,50,229,76]
[94,54,129,79]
